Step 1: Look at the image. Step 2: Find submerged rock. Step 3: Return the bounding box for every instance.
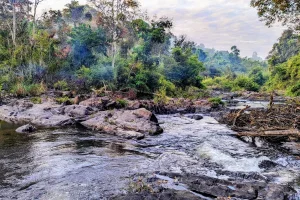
[282,142,300,155]
[188,115,204,120]
[258,160,278,170]
[81,108,162,139]
[111,190,204,200]
[16,124,36,133]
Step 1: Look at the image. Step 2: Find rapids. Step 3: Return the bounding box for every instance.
[1,113,300,199]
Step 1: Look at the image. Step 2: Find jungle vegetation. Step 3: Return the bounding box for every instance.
[0,0,299,98]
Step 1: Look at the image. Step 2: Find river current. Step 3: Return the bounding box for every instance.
[0,114,300,199]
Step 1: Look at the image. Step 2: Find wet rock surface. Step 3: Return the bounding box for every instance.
[15,124,36,133]
[1,103,300,199]
[81,108,162,139]
[0,100,162,139]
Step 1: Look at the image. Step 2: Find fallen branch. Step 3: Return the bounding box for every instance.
[232,105,251,127]
[238,129,300,137]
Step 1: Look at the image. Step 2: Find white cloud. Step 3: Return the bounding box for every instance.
[38,0,284,58]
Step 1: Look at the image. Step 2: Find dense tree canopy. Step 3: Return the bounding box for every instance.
[251,0,300,30]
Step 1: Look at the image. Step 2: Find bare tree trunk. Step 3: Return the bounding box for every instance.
[12,4,16,46]
[111,0,116,69]
[32,3,37,36]
[112,40,117,69]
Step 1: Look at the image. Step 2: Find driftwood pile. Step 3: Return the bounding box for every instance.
[221,100,300,139]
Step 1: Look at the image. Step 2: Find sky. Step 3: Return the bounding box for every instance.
[38,0,285,58]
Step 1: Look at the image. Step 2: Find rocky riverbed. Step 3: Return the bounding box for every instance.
[0,99,162,139]
[1,112,300,199]
[1,95,300,199]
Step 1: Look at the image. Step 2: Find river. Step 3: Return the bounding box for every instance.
[1,114,300,199]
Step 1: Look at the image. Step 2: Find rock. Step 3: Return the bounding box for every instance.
[32,114,74,127]
[182,174,265,199]
[63,105,97,119]
[257,183,296,200]
[105,100,117,109]
[79,97,103,109]
[282,142,300,155]
[127,101,141,110]
[133,108,153,120]
[8,100,34,111]
[116,129,145,140]
[0,100,74,128]
[16,124,36,133]
[81,108,162,139]
[111,190,204,200]
[188,115,203,120]
[258,160,278,170]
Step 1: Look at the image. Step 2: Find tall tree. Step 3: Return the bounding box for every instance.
[251,0,300,30]
[0,0,31,46]
[63,0,85,27]
[231,45,240,57]
[32,0,45,35]
[88,0,140,69]
[268,29,300,67]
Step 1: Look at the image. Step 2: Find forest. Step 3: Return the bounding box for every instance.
[1,1,300,199]
[0,0,299,100]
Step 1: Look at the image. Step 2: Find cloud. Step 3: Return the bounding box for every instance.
[38,0,284,58]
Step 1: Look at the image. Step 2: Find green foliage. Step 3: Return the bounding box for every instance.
[164,47,205,88]
[30,97,42,104]
[251,0,299,30]
[234,75,260,92]
[248,67,267,85]
[154,87,169,104]
[287,82,300,97]
[55,97,73,104]
[69,24,107,69]
[54,80,69,91]
[183,86,210,99]
[268,53,300,96]
[116,98,128,108]
[203,74,260,92]
[208,97,224,108]
[267,30,300,67]
[203,76,235,91]
[11,82,46,97]
[26,83,46,96]
[197,45,267,75]
[11,83,27,97]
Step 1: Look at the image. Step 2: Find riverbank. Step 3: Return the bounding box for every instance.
[1,92,300,199]
[1,114,300,199]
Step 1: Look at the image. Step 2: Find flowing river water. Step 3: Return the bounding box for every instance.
[1,113,300,199]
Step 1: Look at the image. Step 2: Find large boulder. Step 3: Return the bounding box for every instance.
[81,108,163,139]
[16,124,36,133]
[0,100,74,128]
[79,97,103,109]
[62,105,97,120]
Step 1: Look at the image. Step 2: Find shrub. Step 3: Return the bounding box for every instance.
[55,97,73,104]
[181,86,210,99]
[11,83,26,97]
[116,98,128,108]
[234,75,260,92]
[208,97,224,108]
[54,80,69,91]
[158,77,176,96]
[26,83,46,96]
[154,87,169,104]
[30,97,42,104]
[203,76,234,91]
[287,82,300,97]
